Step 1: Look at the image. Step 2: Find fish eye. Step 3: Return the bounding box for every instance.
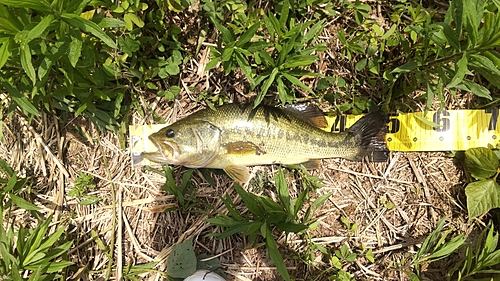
[165,129,175,138]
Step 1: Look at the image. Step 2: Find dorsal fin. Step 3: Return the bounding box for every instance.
[282,104,329,128]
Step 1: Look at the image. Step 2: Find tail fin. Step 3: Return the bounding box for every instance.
[347,111,389,162]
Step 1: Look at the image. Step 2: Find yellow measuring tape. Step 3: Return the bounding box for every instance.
[328,108,500,151]
[130,108,500,166]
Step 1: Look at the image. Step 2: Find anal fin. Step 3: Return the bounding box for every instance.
[300,159,322,170]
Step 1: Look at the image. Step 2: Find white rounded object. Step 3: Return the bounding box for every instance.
[183,270,225,281]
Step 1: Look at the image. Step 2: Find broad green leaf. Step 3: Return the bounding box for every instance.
[266,10,282,38]
[463,0,484,47]
[303,19,325,44]
[461,79,492,100]
[381,24,397,40]
[123,13,133,30]
[355,58,367,71]
[123,13,144,31]
[480,11,500,48]
[281,72,314,94]
[281,54,317,68]
[0,39,11,69]
[98,18,126,28]
[450,0,463,38]
[234,184,266,218]
[10,194,41,211]
[481,249,500,268]
[166,0,184,12]
[235,22,259,48]
[167,240,197,278]
[465,147,498,180]
[465,179,500,219]
[20,43,36,84]
[413,114,440,129]
[447,52,468,88]
[0,0,51,12]
[68,33,82,67]
[254,67,279,107]
[2,81,40,116]
[275,221,308,233]
[426,234,465,261]
[26,14,54,43]
[211,18,234,44]
[391,61,418,74]
[426,82,438,112]
[61,13,117,48]
[205,56,220,71]
[414,217,446,261]
[435,22,460,51]
[310,193,331,215]
[26,261,74,273]
[262,224,290,281]
[256,50,275,67]
[469,54,500,78]
[234,51,254,85]
[279,0,290,27]
[221,42,235,62]
[276,76,292,105]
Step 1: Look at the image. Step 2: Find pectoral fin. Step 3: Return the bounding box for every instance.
[224,165,250,184]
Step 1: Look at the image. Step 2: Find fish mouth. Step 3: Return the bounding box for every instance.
[142,137,180,164]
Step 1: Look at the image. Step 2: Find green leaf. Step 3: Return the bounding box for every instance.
[355,58,367,71]
[2,80,41,116]
[450,0,463,38]
[10,194,41,211]
[61,13,117,48]
[20,43,36,84]
[480,11,500,48]
[447,52,468,88]
[234,184,266,218]
[254,67,279,107]
[465,179,500,219]
[262,224,291,281]
[275,169,291,215]
[281,54,317,68]
[279,0,290,27]
[436,22,460,51]
[0,39,12,69]
[236,22,259,48]
[425,234,465,261]
[391,61,418,74]
[235,51,254,85]
[281,72,314,94]
[461,79,492,100]
[26,14,54,43]
[167,240,197,278]
[469,54,500,79]
[414,114,440,128]
[463,0,484,47]
[68,33,82,67]
[465,147,498,180]
[123,13,144,31]
[276,76,292,105]
[211,18,234,44]
[0,0,51,12]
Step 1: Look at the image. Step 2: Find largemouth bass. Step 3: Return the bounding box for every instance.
[142,104,388,183]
